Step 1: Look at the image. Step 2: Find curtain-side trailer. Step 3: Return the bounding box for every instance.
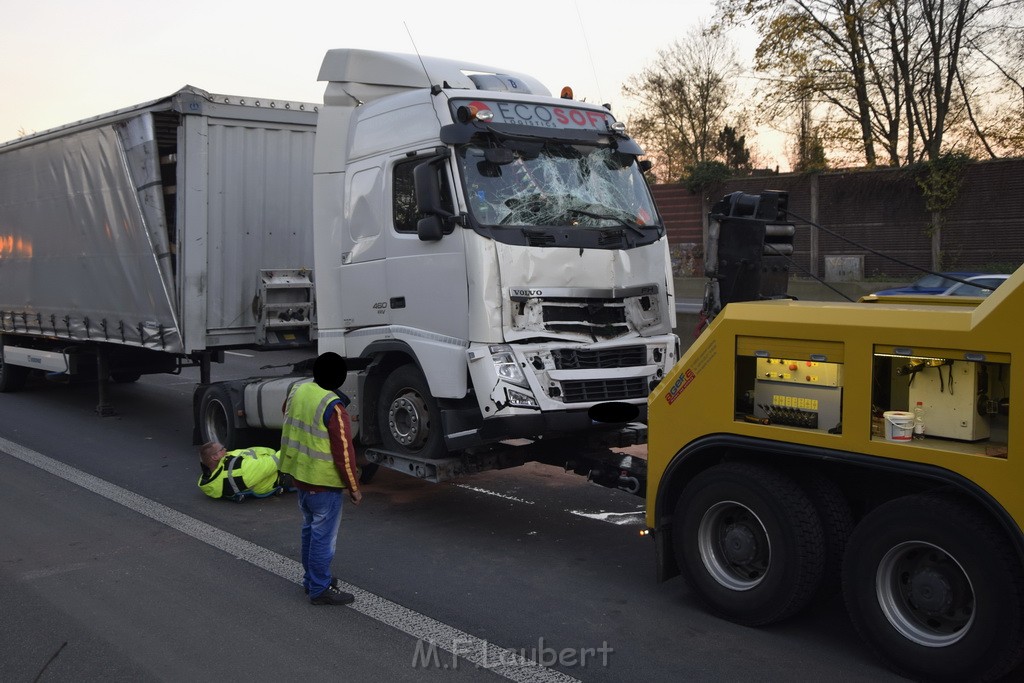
[0,86,318,413]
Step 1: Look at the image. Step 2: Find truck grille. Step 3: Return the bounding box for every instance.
[552,346,646,369]
[562,378,648,402]
[539,298,628,337]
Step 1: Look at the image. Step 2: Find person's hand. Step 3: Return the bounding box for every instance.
[348,488,363,505]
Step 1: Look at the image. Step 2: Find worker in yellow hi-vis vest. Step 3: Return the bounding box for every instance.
[198,442,294,502]
[279,352,362,606]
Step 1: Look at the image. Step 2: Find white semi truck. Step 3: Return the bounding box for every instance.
[0,49,678,482]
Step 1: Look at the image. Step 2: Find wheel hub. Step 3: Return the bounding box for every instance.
[722,523,759,565]
[909,567,953,616]
[876,540,975,646]
[698,501,770,590]
[388,393,427,447]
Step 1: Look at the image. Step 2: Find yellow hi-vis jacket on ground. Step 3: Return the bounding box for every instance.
[198,446,281,499]
[279,383,346,488]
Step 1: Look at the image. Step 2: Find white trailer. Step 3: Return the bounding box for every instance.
[0,86,318,411]
[1,50,678,486]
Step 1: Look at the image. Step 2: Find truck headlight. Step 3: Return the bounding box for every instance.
[489,344,528,387]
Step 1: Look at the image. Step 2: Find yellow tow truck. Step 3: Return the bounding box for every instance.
[646,191,1022,681]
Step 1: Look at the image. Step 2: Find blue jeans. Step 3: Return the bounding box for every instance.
[297,489,343,598]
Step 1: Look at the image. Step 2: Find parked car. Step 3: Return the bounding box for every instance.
[939,274,1010,297]
[872,272,982,296]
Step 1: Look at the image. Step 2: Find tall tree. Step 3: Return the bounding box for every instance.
[717,0,1024,165]
[623,23,745,180]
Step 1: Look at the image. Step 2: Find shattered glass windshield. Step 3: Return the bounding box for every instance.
[457,142,658,231]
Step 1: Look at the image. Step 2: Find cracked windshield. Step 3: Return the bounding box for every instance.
[459,143,657,230]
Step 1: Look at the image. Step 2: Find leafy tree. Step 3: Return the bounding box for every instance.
[623,22,745,181]
[716,125,753,170]
[683,160,733,197]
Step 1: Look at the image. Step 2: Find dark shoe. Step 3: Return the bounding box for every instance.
[359,463,380,485]
[304,577,340,595]
[310,586,355,606]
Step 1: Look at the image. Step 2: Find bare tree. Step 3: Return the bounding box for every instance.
[623,23,745,180]
[717,0,1024,165]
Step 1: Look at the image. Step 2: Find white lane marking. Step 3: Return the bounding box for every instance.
[1,436,577,683]
[225,351,254,358]
[567,510,645,526]
[453,484,535,505]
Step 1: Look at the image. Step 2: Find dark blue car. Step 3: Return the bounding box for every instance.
[872,272,982,296]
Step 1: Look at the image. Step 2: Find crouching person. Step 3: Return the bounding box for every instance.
[198,442,294,502]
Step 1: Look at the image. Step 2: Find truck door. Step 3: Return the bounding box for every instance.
[384,155,469,340]
[337,160,390,329]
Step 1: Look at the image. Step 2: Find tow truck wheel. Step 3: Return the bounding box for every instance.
[0,341,29,392]
[377,364,445,460]
[842,493,1024,682]
[672,462,825,626]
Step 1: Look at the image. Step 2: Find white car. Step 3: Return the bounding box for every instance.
[939,274,1010,296]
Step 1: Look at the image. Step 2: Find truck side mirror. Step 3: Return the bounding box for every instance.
[414,160,452,218]
[413,159,453,242]
[417,215,444,241]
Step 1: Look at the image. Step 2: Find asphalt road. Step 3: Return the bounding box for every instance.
[0,349,923,682]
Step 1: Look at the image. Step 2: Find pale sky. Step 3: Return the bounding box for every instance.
[0,0,780,167]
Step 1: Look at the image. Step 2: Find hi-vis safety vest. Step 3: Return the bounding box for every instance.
[279,382,346,488]
[198,446,281,499]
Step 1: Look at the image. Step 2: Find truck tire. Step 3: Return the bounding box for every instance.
[797,471,853,602]
[842,493,1024,682]
[0,344,29,393]
[672,462,825,626]
[377,364,445,460]
[198,385,250,450]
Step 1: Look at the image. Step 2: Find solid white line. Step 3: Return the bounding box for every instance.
[225,351,254,358]
[0,436,578,683]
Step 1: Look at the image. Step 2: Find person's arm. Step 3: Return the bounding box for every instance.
[326,405,362,503]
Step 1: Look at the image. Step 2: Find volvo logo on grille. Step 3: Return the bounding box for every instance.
[509,284,660,302]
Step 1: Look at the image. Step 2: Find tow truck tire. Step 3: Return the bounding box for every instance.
[377,364,445,460]
[0,342,29,393]
[842,493,1024,682]
[797,471,853,601]
[198,385,249,450]
[672,462,825,626]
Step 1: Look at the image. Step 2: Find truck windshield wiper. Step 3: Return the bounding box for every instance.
[567,208,646,236]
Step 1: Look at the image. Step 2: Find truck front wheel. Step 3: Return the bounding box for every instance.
[842,493,1024,682]
[377,364,445,460]
[672,462,825,626]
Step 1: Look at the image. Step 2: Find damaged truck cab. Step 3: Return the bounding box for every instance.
[221,50,679,475]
